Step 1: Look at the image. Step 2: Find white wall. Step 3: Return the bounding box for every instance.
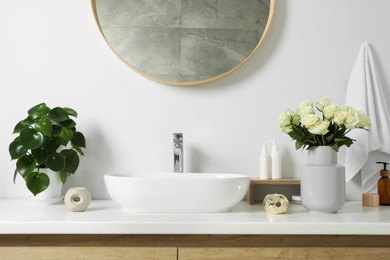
[0,0,389,199]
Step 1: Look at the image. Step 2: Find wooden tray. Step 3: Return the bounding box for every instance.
[246,179,300,205]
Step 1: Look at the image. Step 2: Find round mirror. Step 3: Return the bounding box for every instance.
[92,0,274,86]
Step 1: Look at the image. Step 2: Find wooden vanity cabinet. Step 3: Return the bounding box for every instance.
[1,235,390,259]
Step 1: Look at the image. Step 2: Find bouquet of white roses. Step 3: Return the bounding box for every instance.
[279,97,371,151]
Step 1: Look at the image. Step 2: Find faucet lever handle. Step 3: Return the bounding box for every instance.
[173,133,184,173]
[173,133,183,144]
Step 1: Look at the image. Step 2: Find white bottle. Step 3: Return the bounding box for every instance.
[260,145,269,179]
[270,140,282,179]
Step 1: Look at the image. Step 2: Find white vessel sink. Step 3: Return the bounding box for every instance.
[104,173,250,213]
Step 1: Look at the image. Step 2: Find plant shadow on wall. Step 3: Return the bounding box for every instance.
[8,103,86,196]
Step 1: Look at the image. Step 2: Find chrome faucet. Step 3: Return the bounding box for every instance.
[173,133,183,173]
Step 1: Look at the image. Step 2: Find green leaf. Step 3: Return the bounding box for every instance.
[295,141,304,150]
[325,134,334,143]
[71,132,86,148]
[25,171,50,196]
[60,171,68,184]
[9,140,27,160]
[331,144,340,152]
[20,128,45,150]
[60,119,76,129]
[46,153,65,171]
[52,125,62,137]
[43,137,61,153]
[13,169,18,183]
[13,116,35,134]
[16,154,37,177]
[72,145,84,156]
[60,127,73,145]
[28,103,50,120]
[35,115,52,136]
[63,107,78,117]
[61,149,79,173]
[49,107,69,122]
[31,147,46,165]
[288,130,304,141]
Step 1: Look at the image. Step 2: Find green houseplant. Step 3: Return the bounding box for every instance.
[8,103,86,196]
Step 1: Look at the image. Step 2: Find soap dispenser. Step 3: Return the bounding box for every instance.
[377,161,390,205]
[260,145,269,179]
[269,140,282,179]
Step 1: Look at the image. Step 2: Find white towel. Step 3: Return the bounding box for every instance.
[345,42,390,193]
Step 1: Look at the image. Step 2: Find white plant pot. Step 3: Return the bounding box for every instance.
[29,168,63,200]
[300,146,345,214]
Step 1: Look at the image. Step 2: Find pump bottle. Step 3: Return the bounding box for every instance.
[377,161,390,205]
[260,145,269,179]
[269,140,282,179]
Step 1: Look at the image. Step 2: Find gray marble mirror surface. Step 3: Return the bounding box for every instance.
[93,0,273,85]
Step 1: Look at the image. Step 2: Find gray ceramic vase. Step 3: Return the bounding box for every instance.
[301,146,345,213]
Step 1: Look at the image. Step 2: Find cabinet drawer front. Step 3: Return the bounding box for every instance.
[179,247,390,260]
[0,247,177,260]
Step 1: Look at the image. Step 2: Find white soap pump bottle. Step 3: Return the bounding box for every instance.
[260,145,269,179]
[269,140,282,179]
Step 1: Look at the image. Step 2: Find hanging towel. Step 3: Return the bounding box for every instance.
[345,42,390,193]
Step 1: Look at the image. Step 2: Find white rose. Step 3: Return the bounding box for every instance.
[291,113,300,126]
[301,114,319,127]
[357,110,371,128]
[323,104,338,120]
[308,120,330,135]
[297,101,314,116]
[334,106,348,125]
[278,109,293,127]
[345,107,360,129]
[316,97,332,112]
[278,109,301,128]
[281,125,293,133]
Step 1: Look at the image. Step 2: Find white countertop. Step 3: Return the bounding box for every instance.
[1,199,389,235]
